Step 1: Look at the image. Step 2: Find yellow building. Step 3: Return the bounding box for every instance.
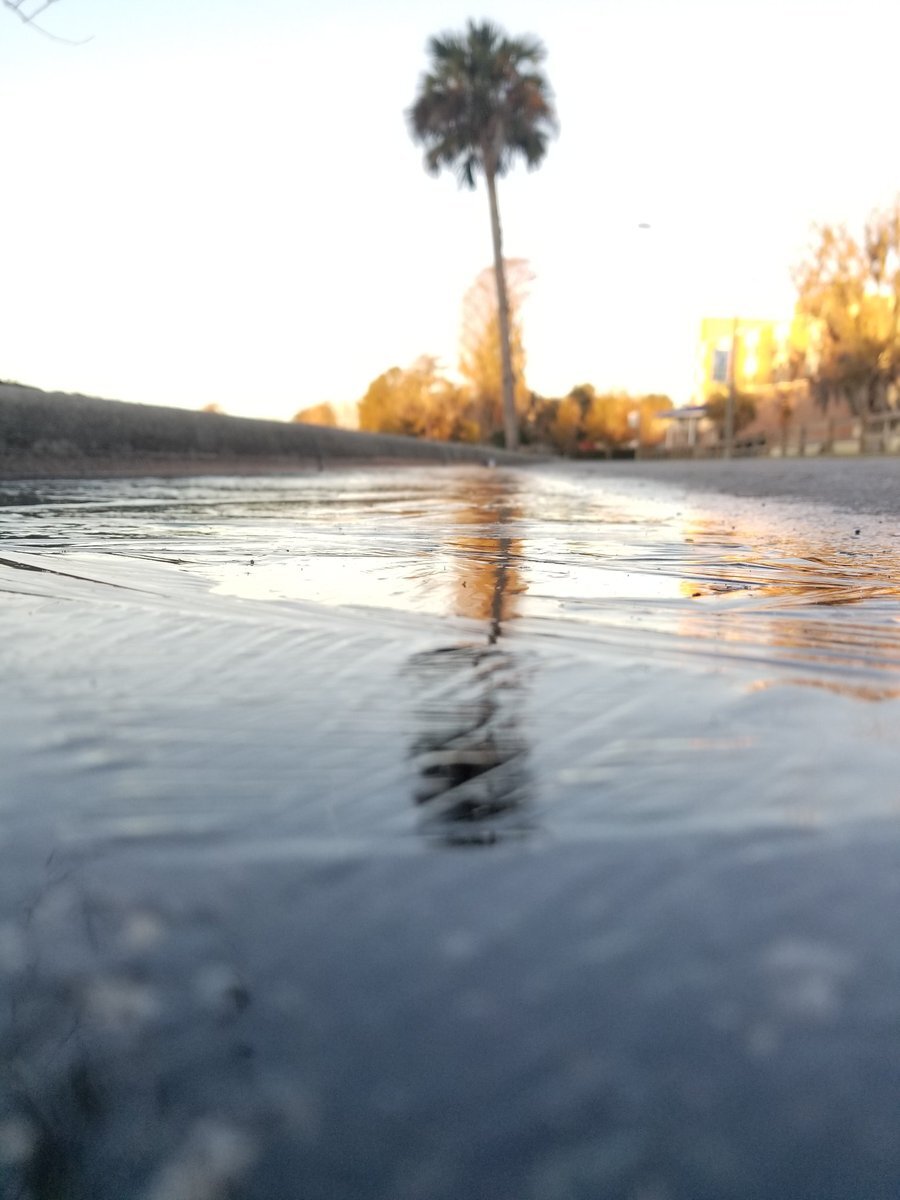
[693,314,859,452]
[695,316,799,403]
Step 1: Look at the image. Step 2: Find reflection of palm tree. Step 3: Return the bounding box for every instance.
[409,645,529,844]
[406,472,531,846]
[448,477,522,634]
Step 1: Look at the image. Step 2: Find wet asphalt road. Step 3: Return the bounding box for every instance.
[0,460,899,1199]
[602,453,900,515]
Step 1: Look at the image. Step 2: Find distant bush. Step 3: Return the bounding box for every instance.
[294,403,337,427]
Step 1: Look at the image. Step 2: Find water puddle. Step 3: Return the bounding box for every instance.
[1,466,898,696]
[0,462,899,860]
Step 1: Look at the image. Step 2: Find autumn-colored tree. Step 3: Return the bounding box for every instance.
[358,366,421,437]
[532,388,674,455]
[459,259,532,442]
[793,200,900,414]
[294,403,337,427]
[515,392,552,447]
[584,392,632,449]
[409,20,557,449]
[705,388,757,437]
[635,393,675,447]
[547,394,581,454]
[551,387,630,452]
[358,357,477,442]
[200,402,224,414]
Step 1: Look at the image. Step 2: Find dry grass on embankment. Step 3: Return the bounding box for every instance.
[0,384,527,478]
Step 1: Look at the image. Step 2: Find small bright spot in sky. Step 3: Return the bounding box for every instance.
[2,0,898,420]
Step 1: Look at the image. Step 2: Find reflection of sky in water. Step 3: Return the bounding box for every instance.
[213,554,462,615]
[2,465,899,697]
[204,476,702,614]
[208,467,900,701]
[2,464,900,850]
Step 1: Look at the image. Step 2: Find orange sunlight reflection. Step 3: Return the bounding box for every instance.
[675,511,900,698]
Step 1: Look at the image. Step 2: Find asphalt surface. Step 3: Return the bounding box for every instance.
[599,453,900,515]
[0,461,898,1199]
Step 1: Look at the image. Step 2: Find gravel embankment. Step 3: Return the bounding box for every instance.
[0,384,526,477]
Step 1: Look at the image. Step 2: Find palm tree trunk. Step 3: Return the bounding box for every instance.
[485,168,518,450]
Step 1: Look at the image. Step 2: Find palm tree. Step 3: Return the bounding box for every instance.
[408,20,556,450]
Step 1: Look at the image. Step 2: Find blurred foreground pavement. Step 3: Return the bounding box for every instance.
[1,459,899,1199]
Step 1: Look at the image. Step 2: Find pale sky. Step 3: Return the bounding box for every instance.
[2,0,898,421]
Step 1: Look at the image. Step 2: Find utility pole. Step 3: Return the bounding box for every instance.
[724,316,738,459]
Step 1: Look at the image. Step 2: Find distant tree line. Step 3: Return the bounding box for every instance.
[293,403,337,428]
[355,364,673,456]
[531,386,674,455]
[356,359,474,442]
[350,256,673,454]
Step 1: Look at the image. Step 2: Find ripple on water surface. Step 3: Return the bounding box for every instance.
[1,464,898,849]
[1,463,900,1200]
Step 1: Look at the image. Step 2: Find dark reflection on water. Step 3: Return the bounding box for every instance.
[406,474,532,846]
[407,646,530,846]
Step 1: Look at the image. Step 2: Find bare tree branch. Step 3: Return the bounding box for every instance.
[2,0,92,45]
